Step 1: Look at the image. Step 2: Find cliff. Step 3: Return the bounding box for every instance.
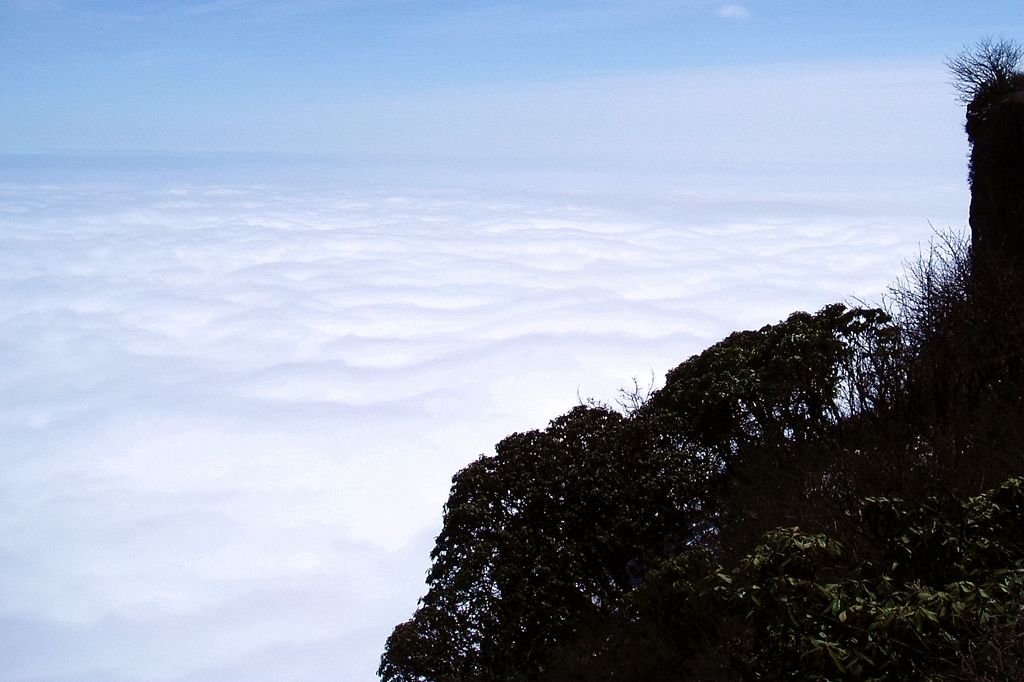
[966,68,1024,280]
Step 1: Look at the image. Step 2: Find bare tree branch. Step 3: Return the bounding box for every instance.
[947,37,1024,104]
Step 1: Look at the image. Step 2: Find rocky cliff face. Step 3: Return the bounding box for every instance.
[967,77,1024,280]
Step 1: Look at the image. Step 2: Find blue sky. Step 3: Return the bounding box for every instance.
[3,1,1023,155]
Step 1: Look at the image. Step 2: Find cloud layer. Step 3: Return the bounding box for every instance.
[0,167,966,680]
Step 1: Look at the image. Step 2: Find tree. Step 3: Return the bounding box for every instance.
[947,37,1024,104]
[379,404,711,680]
[882,232,1024,499]
[380,305,898,681]
[639,304,902,558]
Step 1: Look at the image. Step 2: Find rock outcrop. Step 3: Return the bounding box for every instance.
[966,74,1024,280]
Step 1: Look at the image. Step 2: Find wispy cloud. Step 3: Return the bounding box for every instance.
[718,3,751,19]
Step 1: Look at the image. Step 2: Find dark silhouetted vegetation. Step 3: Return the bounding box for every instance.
[380,42,1024,681]
[958,38,1024,284]
[948,38,1024,104]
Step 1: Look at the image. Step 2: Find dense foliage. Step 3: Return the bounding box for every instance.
[380,44,1024,681]
[549,478,1024,681]
[728,478,1024,681]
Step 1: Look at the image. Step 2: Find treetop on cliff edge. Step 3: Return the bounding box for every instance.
[948,37,1024,105]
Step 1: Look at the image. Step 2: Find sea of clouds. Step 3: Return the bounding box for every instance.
[0,153,968,681]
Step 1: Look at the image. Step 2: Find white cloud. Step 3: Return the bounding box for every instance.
[0,168,969,680]
[718,3,751,19]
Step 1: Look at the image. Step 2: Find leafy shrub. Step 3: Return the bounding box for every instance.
[731,478,1024,681]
